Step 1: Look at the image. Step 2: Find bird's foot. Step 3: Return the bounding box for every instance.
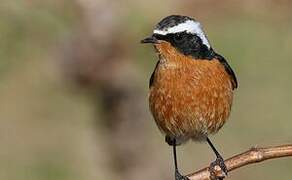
[175,169,189,180]
[209,156,228,180]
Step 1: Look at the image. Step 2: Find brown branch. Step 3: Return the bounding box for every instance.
[187,144,292,180]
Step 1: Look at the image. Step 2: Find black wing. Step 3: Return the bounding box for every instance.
[215,53,238,89]
[149,61,159,88]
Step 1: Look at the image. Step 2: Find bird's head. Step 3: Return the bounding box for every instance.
[141,15,214,59]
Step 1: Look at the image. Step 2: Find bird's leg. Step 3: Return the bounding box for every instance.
[206,137,228,179]
[165,136,189,180]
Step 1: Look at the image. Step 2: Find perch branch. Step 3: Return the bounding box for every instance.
[187,144,292,180]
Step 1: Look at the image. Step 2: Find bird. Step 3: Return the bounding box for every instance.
[141,15,238,180]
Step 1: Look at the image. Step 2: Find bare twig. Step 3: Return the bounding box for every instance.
[187,144,292,180]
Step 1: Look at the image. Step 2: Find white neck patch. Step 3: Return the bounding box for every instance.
[153,20,210,49]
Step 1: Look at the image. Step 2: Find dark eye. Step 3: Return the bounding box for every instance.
[173,33,184,43]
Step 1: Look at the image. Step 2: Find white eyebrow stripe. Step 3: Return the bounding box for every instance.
[153,20,210,48]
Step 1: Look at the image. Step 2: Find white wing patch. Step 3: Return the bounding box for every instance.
[153,20,210,48]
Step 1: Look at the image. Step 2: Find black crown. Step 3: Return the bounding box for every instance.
[155,15,195,30]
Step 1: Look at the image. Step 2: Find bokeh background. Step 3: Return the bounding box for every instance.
[1,0,292,180]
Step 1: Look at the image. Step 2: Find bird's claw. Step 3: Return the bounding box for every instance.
[209,156,228,180]
[175,169,189,180]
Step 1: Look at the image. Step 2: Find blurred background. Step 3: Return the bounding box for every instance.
[1,0,292,180]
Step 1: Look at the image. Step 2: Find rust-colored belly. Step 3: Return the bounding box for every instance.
[149,58,233,142]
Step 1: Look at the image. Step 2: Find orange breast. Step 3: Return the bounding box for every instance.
[149,42,234,141]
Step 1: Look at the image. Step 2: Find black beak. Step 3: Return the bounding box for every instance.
[140,36,158,44]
